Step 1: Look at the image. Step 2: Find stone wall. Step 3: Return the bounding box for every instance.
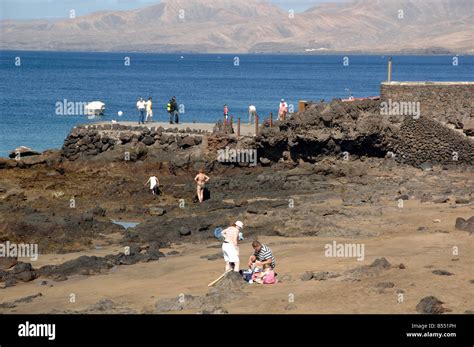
[258,98,474,167]
[380,82,473,134]
[393,116,474,166]
[61,124,205,160]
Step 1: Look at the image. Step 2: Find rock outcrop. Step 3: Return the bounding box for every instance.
[255,99,473,166]
[61,124,205,161]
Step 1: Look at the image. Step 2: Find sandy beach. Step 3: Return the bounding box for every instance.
[1,148,472,314]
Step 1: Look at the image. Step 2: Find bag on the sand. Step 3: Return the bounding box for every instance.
[214,227,242,241]
[242,269,253,282]
[214,227,223,240]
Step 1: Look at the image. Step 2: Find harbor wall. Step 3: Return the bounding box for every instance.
[61,124,206,161]
[380,82,473,133]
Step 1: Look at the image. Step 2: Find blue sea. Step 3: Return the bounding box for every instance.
[0,52,473,157]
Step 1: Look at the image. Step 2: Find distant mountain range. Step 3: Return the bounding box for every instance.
[1,0,473,54]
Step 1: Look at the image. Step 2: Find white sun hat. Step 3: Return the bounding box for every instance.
[235,221,244,229]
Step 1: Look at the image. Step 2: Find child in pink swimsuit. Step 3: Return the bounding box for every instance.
[251,264,276,284]
[262,264,276,284]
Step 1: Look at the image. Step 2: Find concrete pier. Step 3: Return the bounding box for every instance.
[94,121,258,137]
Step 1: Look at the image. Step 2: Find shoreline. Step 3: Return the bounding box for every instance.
[1,49,473,56]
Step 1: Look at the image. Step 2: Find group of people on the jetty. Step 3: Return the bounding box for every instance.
[224,98,289,125]
[136,96,289,126]
[136,96,179,125]
[221,221,277,284]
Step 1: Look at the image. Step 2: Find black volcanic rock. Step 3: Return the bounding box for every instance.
[416,296,447,314]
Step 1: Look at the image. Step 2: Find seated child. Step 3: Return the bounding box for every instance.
[261,264,276,284]
[251,267,263,284]
[251,264,276,284]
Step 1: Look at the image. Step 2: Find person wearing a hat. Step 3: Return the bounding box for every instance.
[278,98,288,121]
[221,221,244,272]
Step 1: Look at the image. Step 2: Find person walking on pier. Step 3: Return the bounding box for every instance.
[223,104,229,123]
[136,97,146,125]
[145,97,153,124]
[248,105,256,125]
[167,96,179,124]
[278,98,288,121]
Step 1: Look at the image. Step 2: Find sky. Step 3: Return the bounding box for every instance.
[0,0,346,20]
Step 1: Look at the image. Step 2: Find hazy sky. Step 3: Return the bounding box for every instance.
[0,0,347,20]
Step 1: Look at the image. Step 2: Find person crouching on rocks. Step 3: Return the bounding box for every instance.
[221,221,243,273]
[194,169,209,203]
[248,240,276,271]
[145,175,160,196]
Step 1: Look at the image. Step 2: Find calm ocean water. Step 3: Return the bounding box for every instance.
[0,51,473,157]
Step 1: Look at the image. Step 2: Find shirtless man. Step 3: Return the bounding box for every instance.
[194,169,210,203]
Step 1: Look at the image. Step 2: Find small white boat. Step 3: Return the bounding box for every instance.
[85,101,106,116]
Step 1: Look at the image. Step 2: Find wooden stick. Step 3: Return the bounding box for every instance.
[208,270,232,287]
[255,114,259,136]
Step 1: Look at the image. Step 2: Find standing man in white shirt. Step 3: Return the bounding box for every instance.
[136,97,146,125]
[248,105,256,125]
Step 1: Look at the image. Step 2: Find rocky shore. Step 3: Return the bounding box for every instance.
[0,99,472,314]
